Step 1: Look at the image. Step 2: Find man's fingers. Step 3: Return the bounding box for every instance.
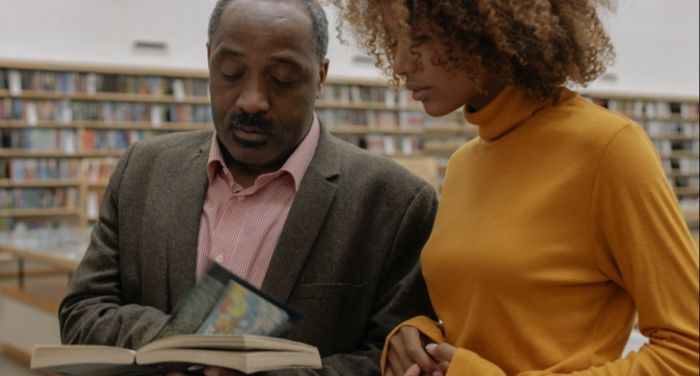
[404,363,421,376]
[387,348,407,376]
[401,326,438,372]
[389,331,414,371]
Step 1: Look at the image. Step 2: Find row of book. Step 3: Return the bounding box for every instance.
[82,129,148,150]
[589,97,699,119]
[320,84,401,107]
[0,158,117,182]
[643,121,699,137]
[652,139,700,154]
[0,99,213,125]
[84,158,117,182]
[0,129,149,151]
[670,176,700,189]
[316,108,467,129]
[0,69,209,98]
[664,158,700,174]
[0,187,79,209]
[1,129,78,152]
[0,158,81,180]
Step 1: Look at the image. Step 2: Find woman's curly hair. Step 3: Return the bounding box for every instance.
[328,0,616,99]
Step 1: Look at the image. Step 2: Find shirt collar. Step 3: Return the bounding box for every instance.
[207,114,320,192]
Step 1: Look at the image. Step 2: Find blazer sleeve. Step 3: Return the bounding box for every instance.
[260,183,440,375]
[59,144,169,350]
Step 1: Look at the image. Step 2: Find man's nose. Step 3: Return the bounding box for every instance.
[235,79,270,114]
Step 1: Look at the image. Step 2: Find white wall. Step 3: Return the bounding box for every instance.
[586,0,699,97]
[0,0,697,96]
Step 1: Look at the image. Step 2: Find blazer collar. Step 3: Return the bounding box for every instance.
[261,126,340,302]
[166,132,211,309]
[166,128,341,307]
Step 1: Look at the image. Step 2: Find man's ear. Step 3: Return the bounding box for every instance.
[316,58,330,98]
[206,42,212,68]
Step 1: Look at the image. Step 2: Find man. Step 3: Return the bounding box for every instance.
[59,0,437,374]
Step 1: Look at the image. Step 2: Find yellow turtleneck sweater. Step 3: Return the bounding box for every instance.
[383,87,699,375]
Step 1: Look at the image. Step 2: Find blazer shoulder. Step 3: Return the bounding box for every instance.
[130,130,211,157]
[330,137,436,197]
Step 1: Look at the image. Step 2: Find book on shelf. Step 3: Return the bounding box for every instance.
[30,263,318,375]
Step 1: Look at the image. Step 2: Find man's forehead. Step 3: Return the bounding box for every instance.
[212,0,314,52]
[219,0,313,34]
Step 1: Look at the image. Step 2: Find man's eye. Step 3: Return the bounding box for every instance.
[222,72,243,81]
[272,77,296,86]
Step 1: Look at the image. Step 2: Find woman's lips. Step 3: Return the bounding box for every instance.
[405,83,431,101]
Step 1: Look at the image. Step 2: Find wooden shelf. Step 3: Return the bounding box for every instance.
[0,89,210,105]
[662,151,700,159]
[650,133,699,141]
[0,207,79,218]
[86,180,109,188]
[0,179,81,188]
[422,144,462,154]
[0,119,212,131]
[0,149,125,158]
[329,125,422,135]
[684,208,699,223]
[668,171,700,178]
[675,187,700,196]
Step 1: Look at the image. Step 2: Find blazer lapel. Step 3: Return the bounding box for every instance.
[166,133,211,309]
[262,129,340,302]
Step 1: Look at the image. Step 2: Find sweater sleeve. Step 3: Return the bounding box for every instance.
[380,315,446,374]
[443,124,699,375]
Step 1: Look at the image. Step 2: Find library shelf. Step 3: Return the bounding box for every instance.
[0,59,697,238]
[0,179,81,188]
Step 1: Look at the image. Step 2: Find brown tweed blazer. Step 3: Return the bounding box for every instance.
[59,127,438,375]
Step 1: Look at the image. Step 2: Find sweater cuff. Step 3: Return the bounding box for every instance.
[380,316,446,375]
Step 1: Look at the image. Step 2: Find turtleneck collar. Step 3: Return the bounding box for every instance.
[465,86,552,142]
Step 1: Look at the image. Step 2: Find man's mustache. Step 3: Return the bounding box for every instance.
[227,112,273,132]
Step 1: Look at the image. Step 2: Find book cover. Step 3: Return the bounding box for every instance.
[155,262,301,339]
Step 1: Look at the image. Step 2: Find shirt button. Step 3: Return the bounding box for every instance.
[215,254,224,263]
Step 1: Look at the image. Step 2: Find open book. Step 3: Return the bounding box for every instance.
[31,263,319,375]
[31,334,321,375]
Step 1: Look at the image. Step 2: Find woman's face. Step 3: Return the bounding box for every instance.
[383,6,499,115]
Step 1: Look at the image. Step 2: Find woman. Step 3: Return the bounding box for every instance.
[330,1,699,375]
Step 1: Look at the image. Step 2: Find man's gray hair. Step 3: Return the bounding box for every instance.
[208,0,329,61]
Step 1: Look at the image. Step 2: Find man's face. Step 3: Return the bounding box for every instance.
[207,0,328,174]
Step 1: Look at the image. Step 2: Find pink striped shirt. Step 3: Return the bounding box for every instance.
[195,116,320,287]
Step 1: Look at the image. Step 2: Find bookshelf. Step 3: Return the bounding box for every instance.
[0,60,697,241]
[583,92,700,242]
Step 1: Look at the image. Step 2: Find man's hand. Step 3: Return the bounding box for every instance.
[385,326,439,376]
[167,366,243,376]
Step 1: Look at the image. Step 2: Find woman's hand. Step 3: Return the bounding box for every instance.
[385,326,440,375]
[425,342,456,373]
